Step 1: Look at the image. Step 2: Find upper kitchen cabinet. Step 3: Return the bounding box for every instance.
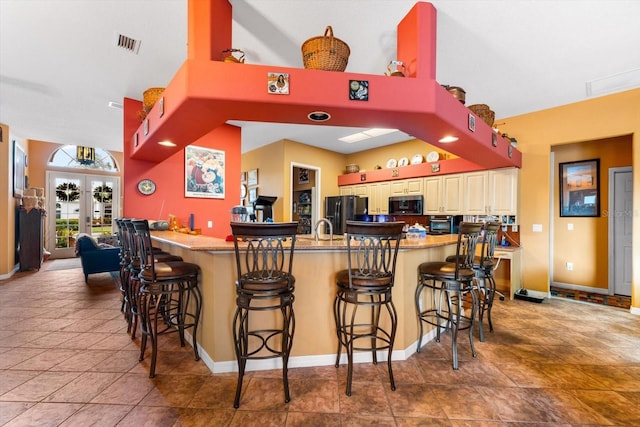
[368,182,391,214]
[464,168,519,216]
[423,174,464,215]
[389,178,423,196]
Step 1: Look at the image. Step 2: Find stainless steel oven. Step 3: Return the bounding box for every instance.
[428,215,462,235]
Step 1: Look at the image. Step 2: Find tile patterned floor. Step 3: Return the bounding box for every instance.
[2,264,640,426]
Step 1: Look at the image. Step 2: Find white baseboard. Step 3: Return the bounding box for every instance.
[185,328,443,374]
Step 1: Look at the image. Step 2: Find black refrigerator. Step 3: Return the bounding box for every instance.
[325,195,368,235]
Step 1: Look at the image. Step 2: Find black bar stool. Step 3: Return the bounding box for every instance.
[475,221,501,338]
[416,222,483,369]
[122,219,182,339]
[132,219,201,378]
[334,221,404,396]
[230,222,298,408]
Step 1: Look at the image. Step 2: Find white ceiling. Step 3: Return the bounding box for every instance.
[1,0,639,155]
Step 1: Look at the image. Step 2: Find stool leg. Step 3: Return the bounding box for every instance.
[334,292,344,367]
[415,280,425,352]
[189,281,202,361]
[475,277,487,342]
[468,284,478,359]
[384,293,397,391]
[138,290,149,363]
[281,298,294,404]
[148,293,161,378]
[447,289,460,370]
[370,295,379,365]
[485,274,496,333]
[233,305,249,408]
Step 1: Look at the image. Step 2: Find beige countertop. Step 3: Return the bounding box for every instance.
[150,230,461,252]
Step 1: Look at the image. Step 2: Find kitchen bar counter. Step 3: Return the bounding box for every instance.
[150,230,459,251]
[150,230,460,374]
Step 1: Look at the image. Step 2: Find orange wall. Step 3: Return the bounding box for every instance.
[0,124,18,276]
[552,136,632,288]
[345,138,458,173]
[500,88,640,309]
[123,98,241,238]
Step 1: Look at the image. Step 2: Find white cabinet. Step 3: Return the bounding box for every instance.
[339,186,353,196]
[464,168,518,216]
[368,182,390,214]
[423,174,464,215]
[390,178,423,196]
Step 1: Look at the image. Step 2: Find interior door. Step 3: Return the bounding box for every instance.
[46,171,120,259]
[609,167,633,296]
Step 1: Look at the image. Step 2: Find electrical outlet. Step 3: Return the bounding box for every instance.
[207,220,213,228]
[566,262,573,271]
[512,224,518,232]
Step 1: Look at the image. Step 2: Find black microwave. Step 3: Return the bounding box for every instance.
[429,215,462,235]
[389,195,423,215]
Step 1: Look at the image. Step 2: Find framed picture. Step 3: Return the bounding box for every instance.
[559,159,600,217]
[468,114,475,132]
[185,145,225,198]
[240,171,247,183]
[13,140,26,198]
[267,72,289,94]
[248,186,258,203]
[298,168,309,184]
[247,169,258,186]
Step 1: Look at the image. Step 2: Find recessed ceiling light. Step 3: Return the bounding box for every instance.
[339,128,398,143]
[339,132,370,143]
[158,140,177,147]
[308,111,331,122]
[438,136,459,143]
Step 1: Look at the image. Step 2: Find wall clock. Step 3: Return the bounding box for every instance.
[137,179,156,195]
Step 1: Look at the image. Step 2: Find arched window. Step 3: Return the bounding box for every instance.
[49,145,119,171]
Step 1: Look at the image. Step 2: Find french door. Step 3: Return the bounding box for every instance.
[46,171,120,259]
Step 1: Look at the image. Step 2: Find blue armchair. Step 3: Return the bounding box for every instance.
[75,234,120,282]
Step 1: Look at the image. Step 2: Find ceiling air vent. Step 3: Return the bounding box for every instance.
[114,32,141,54]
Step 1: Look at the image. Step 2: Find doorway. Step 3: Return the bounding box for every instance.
[290,163,320,235]
[608,167,633,296]
[46,171,120,259]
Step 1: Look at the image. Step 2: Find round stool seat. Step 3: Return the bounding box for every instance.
[419,261,475,282]
[139,261,198,282]
[336,269,393,289]
[238,273,295,293]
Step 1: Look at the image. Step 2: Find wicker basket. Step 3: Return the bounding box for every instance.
[302,26,350,71]
[143,87,165,113]
[468,104,495,127]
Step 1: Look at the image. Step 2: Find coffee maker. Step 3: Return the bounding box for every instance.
[250,195,277,222]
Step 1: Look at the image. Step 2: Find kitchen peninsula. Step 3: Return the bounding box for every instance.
[150,230,461,373]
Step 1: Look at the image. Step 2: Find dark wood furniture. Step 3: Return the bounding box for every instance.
[18,207,44,271]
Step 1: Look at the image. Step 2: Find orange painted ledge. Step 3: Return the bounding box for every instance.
[130,59,521,169]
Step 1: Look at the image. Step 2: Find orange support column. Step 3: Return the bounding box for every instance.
[397,2,437,80]
[188,0,232,61]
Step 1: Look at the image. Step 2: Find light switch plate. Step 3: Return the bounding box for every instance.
[533,224,543,232]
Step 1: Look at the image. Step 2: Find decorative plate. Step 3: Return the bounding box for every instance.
[411,154,423,165]
[137,179,156,195]
[398,157,409,167]
[426,151,440,162]
[386,158,397,168]
[241,183,247,198]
